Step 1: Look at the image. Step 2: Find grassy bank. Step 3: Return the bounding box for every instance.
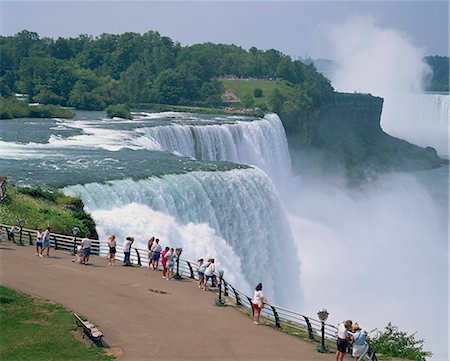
[220,78,293,109]
[131,102,265,117]
[0,286,112,361]
[0,182,97,238]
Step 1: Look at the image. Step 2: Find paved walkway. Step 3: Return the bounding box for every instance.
[0,242,334,361]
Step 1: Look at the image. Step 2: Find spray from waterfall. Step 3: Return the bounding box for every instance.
[328,15,449,156]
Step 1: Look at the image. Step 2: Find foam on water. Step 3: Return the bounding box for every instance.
[63,168,301,306]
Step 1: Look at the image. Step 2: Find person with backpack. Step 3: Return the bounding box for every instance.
[204,258,216,290]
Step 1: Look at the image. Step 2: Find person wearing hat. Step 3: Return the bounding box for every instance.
[351,323,366,360]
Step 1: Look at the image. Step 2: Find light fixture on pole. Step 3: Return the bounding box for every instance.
[174,247,183,279]
[317,309,329,353]
[214,270,226,307]
[72,227,80,255]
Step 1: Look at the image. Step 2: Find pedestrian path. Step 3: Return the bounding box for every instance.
[0,242,334,361]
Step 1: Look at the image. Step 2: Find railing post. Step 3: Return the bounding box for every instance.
[134,248,142,266]
[223,279,229,296]
[19,226,23,246]
[303,316,314,340]
[72,237,77,255]
[186,261,195,279]
[231,286,241,305]
[28,231,33,245]
[270,305,281,328]
[246,296,254,316]
[53,236,58,250]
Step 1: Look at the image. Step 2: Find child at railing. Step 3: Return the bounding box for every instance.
[72,244,83,264]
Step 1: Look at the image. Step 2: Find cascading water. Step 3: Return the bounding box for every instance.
[136,113,292,178]
[63,168,301,306]
[381,93,450,156]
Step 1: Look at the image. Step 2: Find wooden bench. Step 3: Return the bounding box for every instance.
[74,313,104,345]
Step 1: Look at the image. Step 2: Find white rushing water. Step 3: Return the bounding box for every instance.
[136,113,291,178]
[63,168,301,307]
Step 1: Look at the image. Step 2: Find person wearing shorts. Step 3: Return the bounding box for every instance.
[150,239,162,270]
[336,320,352,361]
[81,234,91,265]
[35,227,44,257]
[41,226,51,257]
[197,259,207,289]
[107,235,116,266]
[251,283,269,325]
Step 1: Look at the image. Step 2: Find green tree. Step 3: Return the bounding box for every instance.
[241,94,254,108]
[368,323,432,361]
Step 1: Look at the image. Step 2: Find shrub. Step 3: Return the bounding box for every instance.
[253,88,263,98]
[106,104,132,119]
[17,186,57,202]
[367,322,432,361]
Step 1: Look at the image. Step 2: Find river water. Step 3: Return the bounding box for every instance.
[0,106,448,358]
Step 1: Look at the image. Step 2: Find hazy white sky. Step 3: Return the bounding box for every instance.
[0,1,448,59]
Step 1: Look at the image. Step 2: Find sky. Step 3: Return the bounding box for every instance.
[0,1,448,60]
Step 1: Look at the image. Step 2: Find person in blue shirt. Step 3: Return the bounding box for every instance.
[351,323,366,360]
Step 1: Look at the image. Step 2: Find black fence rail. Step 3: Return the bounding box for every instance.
[0,224,100,255]
[1,224,376,360]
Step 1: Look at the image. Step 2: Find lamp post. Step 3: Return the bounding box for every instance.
[18,219,25,246]
[214,270,226,307]
[174,247,183,279]
[317,309,329,353]
[72,227,80,255]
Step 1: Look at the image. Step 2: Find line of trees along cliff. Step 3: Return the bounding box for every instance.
[0,30,334,111]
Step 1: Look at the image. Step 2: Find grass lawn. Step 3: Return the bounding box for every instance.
[220,78,292,109]
[0,183,93,236]
[0,286,113,361]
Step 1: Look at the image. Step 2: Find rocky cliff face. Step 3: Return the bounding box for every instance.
[282,92,446,180]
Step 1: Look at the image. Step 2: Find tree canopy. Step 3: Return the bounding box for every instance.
[0,30,334,110]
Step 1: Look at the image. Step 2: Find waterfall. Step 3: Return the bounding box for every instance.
[63,167,301,306]
[381,93,449,157]
[137,113,292,177]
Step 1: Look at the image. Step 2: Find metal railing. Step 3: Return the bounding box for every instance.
[0,224,100,255]
[0,224,376,359]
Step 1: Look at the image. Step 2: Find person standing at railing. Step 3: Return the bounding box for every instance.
[150,239,162,270]
[123,236,133,266]
[336,320,353,361]
[81,234,91,265]
[197,258,207,289]
[165,247,175,280]
[161,246,169,277]
[107,235,116,266]
[35,227,44,257]
[351,323,366,361]
[204,259,216,290]
[147,237,155,268]
[8,225,18,242]
[41,226,51,257]
[251,283,269,325]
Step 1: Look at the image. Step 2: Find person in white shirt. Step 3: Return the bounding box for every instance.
[336,320,352,361]
[41,226,51,257]
[251,283,269,325]
[164,248,175,280]
[204,258,216,290]
[150,239,163,270]
[81,234,91,264]
[123,236,134,266]
[35,227,44,257]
